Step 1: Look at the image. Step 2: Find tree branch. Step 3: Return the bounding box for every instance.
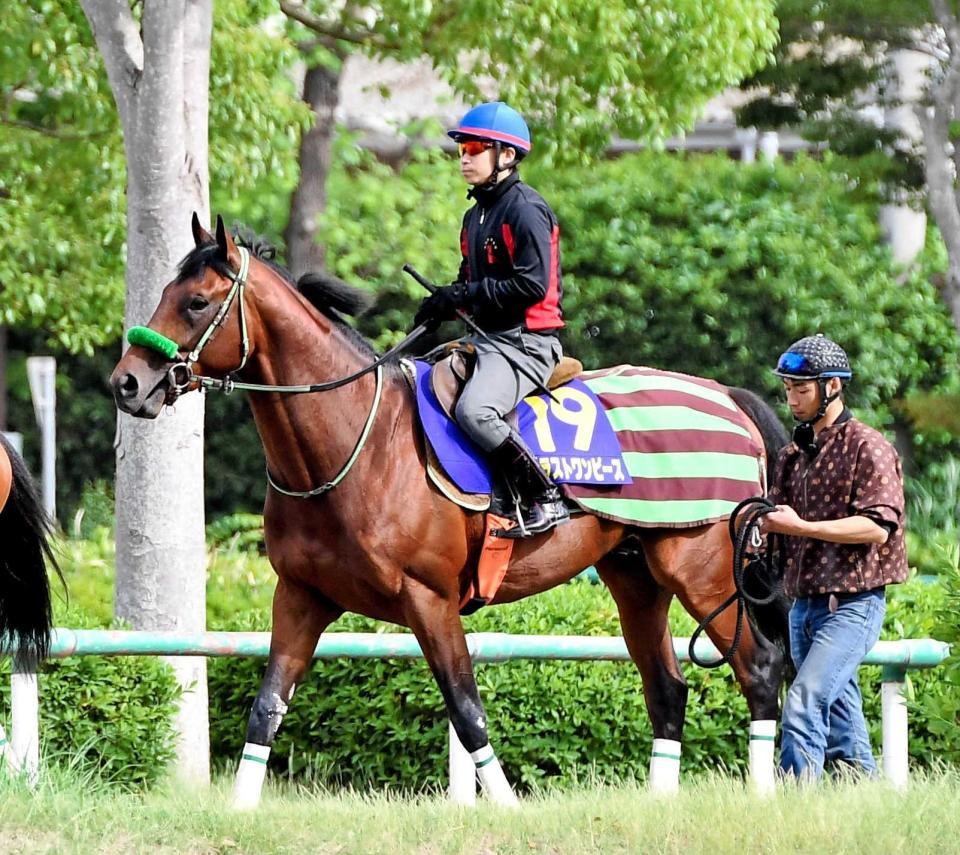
[931,0,960,57]
[279,1,400,51]
[0,116,112,141]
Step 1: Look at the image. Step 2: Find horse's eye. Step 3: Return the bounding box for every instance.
[188,296,209,312]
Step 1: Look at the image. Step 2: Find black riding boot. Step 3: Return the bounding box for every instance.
[490,432,570,538]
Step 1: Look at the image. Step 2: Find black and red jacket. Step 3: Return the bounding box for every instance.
[456,172,564,333]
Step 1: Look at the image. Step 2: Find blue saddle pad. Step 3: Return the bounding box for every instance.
[414,360,630,495]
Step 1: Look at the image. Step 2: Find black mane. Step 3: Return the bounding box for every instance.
[176,227,377,357]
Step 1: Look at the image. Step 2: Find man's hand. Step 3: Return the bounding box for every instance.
[761,505,810,537]
[413,283,470,328]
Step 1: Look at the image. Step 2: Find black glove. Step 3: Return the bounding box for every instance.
[413,283,470,328]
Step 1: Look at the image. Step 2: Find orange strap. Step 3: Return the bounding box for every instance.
[459,513,516,612]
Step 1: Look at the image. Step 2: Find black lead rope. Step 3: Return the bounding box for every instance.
[688,497,786,669]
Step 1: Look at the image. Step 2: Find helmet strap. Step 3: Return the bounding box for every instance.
[480,141,504,189]
[792,378,841,457]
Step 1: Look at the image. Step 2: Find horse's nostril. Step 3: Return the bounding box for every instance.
[117,373,140,399]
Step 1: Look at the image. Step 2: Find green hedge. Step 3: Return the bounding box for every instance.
[0,610,180,789]
[38,530,960,789]
[207,574,953,791]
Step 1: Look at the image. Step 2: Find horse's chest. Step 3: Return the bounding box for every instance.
[267,525,405,617]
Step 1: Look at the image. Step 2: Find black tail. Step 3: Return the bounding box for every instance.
[0,434,62,663]
[728,388,792,663]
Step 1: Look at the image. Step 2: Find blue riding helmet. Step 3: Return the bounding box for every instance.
[773,334,852,381]
[447,102,532,154]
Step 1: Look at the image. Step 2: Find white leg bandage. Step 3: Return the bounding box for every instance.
[232,742,270,810]
[471,744,519,806]
[749,719,777,795]
[649,738,681,794]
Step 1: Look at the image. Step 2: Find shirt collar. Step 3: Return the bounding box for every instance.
[789,408,854,457]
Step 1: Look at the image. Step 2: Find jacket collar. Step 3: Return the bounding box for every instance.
[467,170,520,206]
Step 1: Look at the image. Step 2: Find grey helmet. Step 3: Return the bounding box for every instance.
[773,334,852,381]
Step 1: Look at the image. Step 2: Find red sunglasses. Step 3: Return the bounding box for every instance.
[457,140,495,157]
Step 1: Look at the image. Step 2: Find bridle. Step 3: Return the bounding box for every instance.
[127,246,429,498]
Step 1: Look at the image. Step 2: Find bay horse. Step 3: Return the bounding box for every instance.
[110,216,790,806]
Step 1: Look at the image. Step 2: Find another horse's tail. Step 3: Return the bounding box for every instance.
[0,434,62,663]
[728,387,792,659]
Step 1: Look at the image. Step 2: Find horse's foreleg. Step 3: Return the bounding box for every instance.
[402,581,518,806]
[596,556,687,794]
[232,578,342,810]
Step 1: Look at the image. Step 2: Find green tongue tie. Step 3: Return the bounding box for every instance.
[127,325,180,359]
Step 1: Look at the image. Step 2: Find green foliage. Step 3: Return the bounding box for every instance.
[4,325,268,525]
[52,528,117,626]
[545,152,958,431]
[324,150,958,437]
[206,551,276,630]
[921,551,960,759]
[903,392,960,439]
[1,0,308,354]
[0,3,125,353]
[904,458,960,576]
[0,609,180,789]
[205,576,957,790]
[285,0,778,165]
[206,513,265,553]
[53,524,278,630]
[51,531,959,788]
[322,139,465,350]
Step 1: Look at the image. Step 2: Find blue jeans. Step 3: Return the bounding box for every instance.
[779,589,886,780]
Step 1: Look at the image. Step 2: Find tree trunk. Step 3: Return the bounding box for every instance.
[920,5,960,333]
[879,50,929,269]
[81,0,211,786]
[284,61,341,279]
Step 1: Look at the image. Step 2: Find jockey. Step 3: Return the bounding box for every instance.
[414,102,568,537]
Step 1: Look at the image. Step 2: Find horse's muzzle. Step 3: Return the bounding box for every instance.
[111,368,168,418]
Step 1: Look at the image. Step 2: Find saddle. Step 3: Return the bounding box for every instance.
[425,344,583,616]
[429,342,583,420]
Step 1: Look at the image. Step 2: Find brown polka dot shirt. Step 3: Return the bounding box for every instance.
[769,416,908,598]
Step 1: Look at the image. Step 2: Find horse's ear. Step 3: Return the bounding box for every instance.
[191,212,213,247]
[214,214,240,266]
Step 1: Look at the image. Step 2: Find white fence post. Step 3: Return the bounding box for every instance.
[448,720,476,804]
[881,666,909,789]
[11,656,40,784]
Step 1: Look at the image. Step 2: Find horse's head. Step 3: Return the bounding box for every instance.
[111,214,257,418]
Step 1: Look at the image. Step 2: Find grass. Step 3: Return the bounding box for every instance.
[1,769,959,854]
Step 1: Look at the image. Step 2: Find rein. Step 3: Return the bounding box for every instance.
[126,247,429,499]
[688,496,785,669]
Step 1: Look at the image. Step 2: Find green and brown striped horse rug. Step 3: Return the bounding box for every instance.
[563,365,764,528]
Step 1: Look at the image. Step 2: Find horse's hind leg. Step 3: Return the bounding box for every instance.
[643,525,785,794]
[401,580,518,806]
[232,578,343,809]
[596,554,687,794]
